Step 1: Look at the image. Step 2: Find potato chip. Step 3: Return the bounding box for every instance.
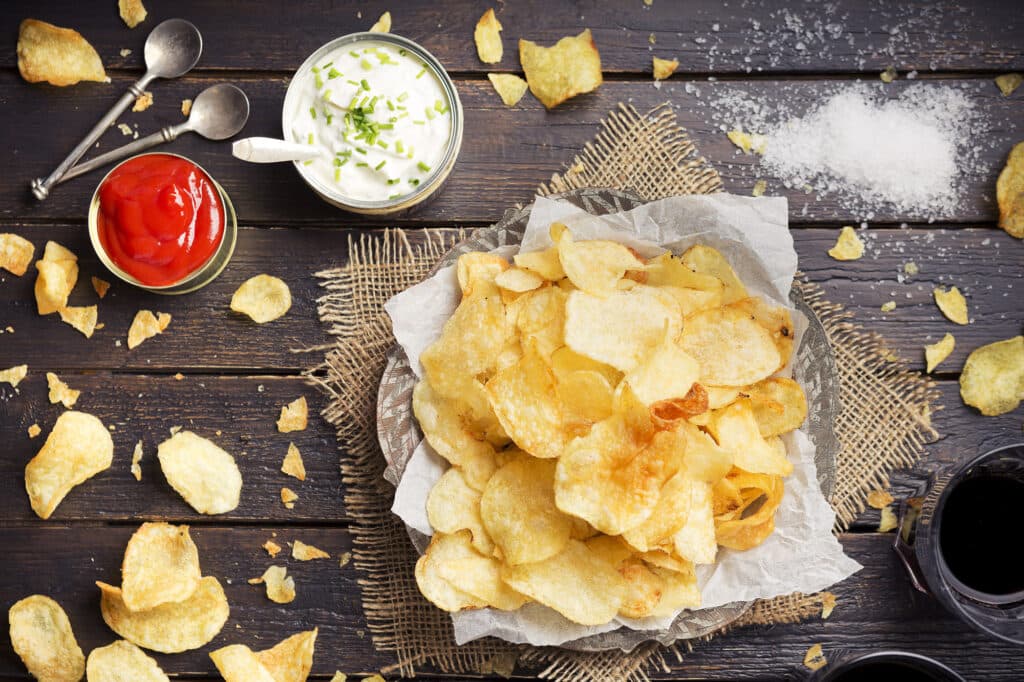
[622,472,694,552]
[368,11,392,33]
[708,400,793,476]
[513,248,564,282]
[427,468,494,555]
[1,364,28,387]
[481,457,572,564]
[672,480,717,564]
[91,276,110,298]
[121,522,201,612]
[677,421,733,482]
[934,286,969,325]
[181,98,192,116]
[58,304,98,338]
[17,19,107,86]
[474,9,503,63]
[645,252,724,296]
[26,411,113,519]
[98,576,229,653]
[866,489,894,509]
[556,368,615,429]
[210,645,276,682]
[494,266,544,293]
[330,673,347,682]
[127,310,170,349]
[0,233,34,276]
[413,382,498,489]
[430,531,529,610]
[804,643,828,671]
[8,595,85,682]
[878,505,898,532]
[820,591,837,619]
[648,563,702,616]
[705,385,740,410]
[624,335,700,405]
[502,539,624,624]
[680,306,780,387]
[281,487,298,509]
[456,252,508,297]
[880,300,896,312]
[652,56,679,80]
[648,382,708,430]
[743,376,808,437]
[997,142,1024,238]
[119,0,148,28]
[485,342,565,459]
[255,629,317,682]
[729,296,794,369]
[231,274,292,323]
[828,225,864,261]
[414,536,486,612]
[127,440,142,481]
[565,287,681,372]
[508,284,566,359]
[925,333,955,373]
[487,73,529,106]
[714,471,784,550]
[132,90,153,111]
[264,539,282,557]
[554,225,644,297]
[292,540,330,561]
[519,29,603,109]
[726,128,767,155]
[681,245,748,304]
[28,423,42,438]
[959,336,1024,416]
[157,431,242,515]
[277,396,309,433]
[996,73,1023,96]
[45,372,80,408]
[87,639,169,682]
[35,246,78,315]
[610,555,665,619]
[282,442,306,481]
[251,565,296,604]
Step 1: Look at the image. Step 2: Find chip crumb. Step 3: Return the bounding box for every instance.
[127,310,171,349]
[281,443,307,481]
[132,91,153,112]
[752,179,767,197]
[820,592,837,619]
[181,98,193,116]
[880,301,896,312]
[878,505,899,533]
[925,333,956,373]
[369,11,391,33]
[866,489,894,509]
[108,424,116,432]
[362,676,385,682]
[173,372,184,381]
[119,0,148,28]
[216,429,222,436]
[0,364,28,388]
[263,540,282,557]
[652,56,678,80]
[996,73,1023,97]
[251,565,295,603]
[648,33,656,45]
[119,48,132,57]
[828,226,865,261]
[292,540,330,561]
[281,487,298,509]
[803,643,827,671]
[880,65,898,83]
[643,0,653,5]
[277,396,309,433]
[330,673,347,682]
[117,122,133,136]
[726,128,767,154]
[47,372,80,408]
[4,327,12,333]
[130,440,143,480]
[338,551,352,568]
[28,423,41,438]
[933,286,969,325]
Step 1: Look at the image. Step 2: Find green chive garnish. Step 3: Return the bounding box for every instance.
[307,132,314,144]
[314,73,324,89]
[356,147,367,154]
[434,99,444,112]
[303,159,314,166]
[377,140,388,149]
[409,178,420,186]
[417,161,431,172]
[395,140,405,154]
[386,100,395,111]
[416,67,426,79]
[387,178,399,185]
[334,168,341,181]
[361,59,372,70]
[360,79,370,91]
[397,92,409,102]
[375,160,387,171]
[349,50,359,58]
[312,65,320,73]
[356,161,368,167]
[389,193,402,199]
[309,107,317,119]
[425,107,435,120]
[328,67,342,79]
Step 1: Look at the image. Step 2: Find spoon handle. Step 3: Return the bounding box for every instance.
[31,75,154,200]
[58,122,191,185]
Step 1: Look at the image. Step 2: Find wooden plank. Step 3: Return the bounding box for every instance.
[1,0,1020,74]
[2,74,1020,226]
[1,528,1021,679]
[1,225,1018,373]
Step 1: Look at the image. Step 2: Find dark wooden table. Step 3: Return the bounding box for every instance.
[1,1,1022,679]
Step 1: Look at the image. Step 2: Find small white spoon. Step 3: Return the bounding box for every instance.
[232,137,320,163]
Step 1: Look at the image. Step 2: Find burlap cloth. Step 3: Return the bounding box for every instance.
[310,103,940,680]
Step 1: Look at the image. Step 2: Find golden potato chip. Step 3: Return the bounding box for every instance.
[0,233,34,276]
[804,643,827,671]
[456,252,509,297]
[28,423,42,438]
[98,576,229,653]
[554,225,644,297]
[282,442,306,481]
[282,487,298,508]
[474,9,503,63]
[649,383,708,430]
[934,286,969,325]
[514,247,565,281]
[714,471,784,550]
[131,440,143,481]
[121,522,201,612]
[412,381,498,489]
[119,0,148,28]
[181,98,192,116]
[556,368,615,428]
[92,276,110,298]
[46,372,80,408]
[565,287,681,372]
[8,595,85,682]
[485,341,565,459]
[680,306,780,387]
[264,539,282,557]
[959,336,1024,416]
[622,472,693,552]
[494,266,544,293]
[255,629,317,682]
[157,431,242,515]
[35,247,78,315]
[624,334,700,405]
[430,531,529,610]
[87,639,169,682]
[251,565,296,604]
[507,284,566,359]
[648,563,701,616]
[210,645,277,682]
[681,245,748,304]
[652,56,679,80]
[644,253,725,312]
[481,457,572,565]
[828,225,864,261]
[17,19,107,86]
[414,536,486,612]
[1,364,28,387]
[708,400,793,476]
[880,300,896,312]
[675,421,732,483]
[488,73,529,106]
[277,396,309,433]
[744,376,808,437]
[705,385,740,410]
[58,304,98,337]
[996,73,1023,96]
[292,540,330,561]
[997,142,1024,238]
[519,29,602,109]
[866,489,894,509]
[672,480,717,564]
[330,673,347,682]
[820,591,837,619]
[231,274,292,323]
[427,467,494,555]
[611,556,665,619]
[127,310,170,349]
[132,90,153,111]
[925,333,955,373]
[878,505,898,532]
[729,296,794,370]
[726,128,767,155]
[26,411,113,519]
[368,11,392,33]
[502,539,624,625]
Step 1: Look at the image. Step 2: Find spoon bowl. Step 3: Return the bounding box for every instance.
[190,84,250,140]
[144,19,203,79]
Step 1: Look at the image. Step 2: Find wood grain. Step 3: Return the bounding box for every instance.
[1,0,1021,75]
[2,73,1020,226]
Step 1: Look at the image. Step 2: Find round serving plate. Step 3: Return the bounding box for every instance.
[376,187,841,652]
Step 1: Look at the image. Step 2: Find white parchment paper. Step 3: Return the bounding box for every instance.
[385,194,861,647]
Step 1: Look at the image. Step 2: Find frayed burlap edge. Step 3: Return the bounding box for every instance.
[310,103,939,681]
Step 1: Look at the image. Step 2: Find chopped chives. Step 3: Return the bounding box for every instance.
[425,107,435,120]
[322,89,332,101]
[415,67,427,79]
[311,65,320,73]
[303,159,314,166]
[396,105,407,111]
[360,59,372,70]
[408,178,420,186]
[328,67,342,79]
[356,147,367,154]
[322,61,333,68]
[375,160,387,171]
[397,92,409,102]
[377,140,388,149]
[361,79,371,91]
[349,50,359,58]
[379,123,394,129]
[338,157,349,167]
[407,144,415,157]
[325,113,333,124]
[347,79,360,87]
[368,95,378,110]
[398,48,408,56]
[314,73,324,89]
[417,161,432,172]
[413,120,425,125]
[395,140,405,153]
[386,100,395,111]
[333,157,343,167]
[309,107,317,119]
[434,99,444,112]
[307,132,314,144]
[334,168,341,181]
[389,193,402,199]
[356,161,368,167]
[387,178,399,185]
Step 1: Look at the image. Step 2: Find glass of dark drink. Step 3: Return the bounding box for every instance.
[895,443,1024,645]
[808,651,964,681]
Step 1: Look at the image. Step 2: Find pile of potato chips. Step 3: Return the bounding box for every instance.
[413,223,807,626]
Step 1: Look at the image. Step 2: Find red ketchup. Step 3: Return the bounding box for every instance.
[96,154,224,287]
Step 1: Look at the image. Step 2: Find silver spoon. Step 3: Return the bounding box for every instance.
[31,18,203,200]
[59,84,250,184]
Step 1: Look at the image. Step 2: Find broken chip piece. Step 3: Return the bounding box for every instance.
[281,487,299,509]
[119,0,148,28]
[828,226,864,261]
[282,443,306,481]
[933,286,968,325]
[487,73,529,107]
[924,333,955,373]
[127,310,171,349]
[878,505,898,532]
[368,11,391,33]
[254,629,317,682]
[131,440,144,481]
[26,411,113,519]
[34,241,78,315]
[86,639,170,682]
[292,540,330,561]
[866,489,894,510]
[1,364,28,388]
[803,643,828,671]
[17,19,108,86]
[121,522,202,612]
[59,304,98,338]
[157,431,242,514]
[231,274,292,323]
[995,73,1023,97]
[0,233,34,276]
[132,90,154,111]
[251,565,296,603]
[820,592,837,620]
[47,372,80,408]
[28,423,41,438]
[652,56,679,80]
[959,336,1024,416]
[726,128,767,154]
[9,595,85,682]
[277,396,309,433]
[996,141,1024,239]
[210,645,276,682]
[519,29,602,109]
[91,276,110,298]
[264,540,282,557]
[474,8,503,63]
